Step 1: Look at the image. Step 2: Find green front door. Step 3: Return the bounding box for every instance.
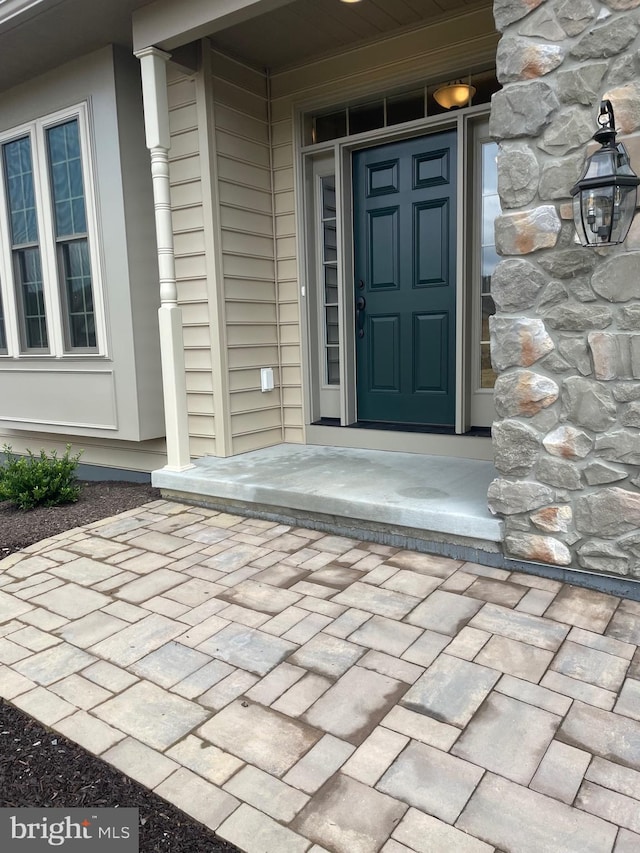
[353,131,457,426]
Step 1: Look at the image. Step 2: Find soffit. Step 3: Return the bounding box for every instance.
[209,0,495,72]
[0,0,153,92]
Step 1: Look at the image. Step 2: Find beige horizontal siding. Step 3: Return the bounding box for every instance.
[168,68,216,458]
[208,47,284,455]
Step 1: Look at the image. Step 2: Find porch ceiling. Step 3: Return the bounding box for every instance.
[209,0,495,72]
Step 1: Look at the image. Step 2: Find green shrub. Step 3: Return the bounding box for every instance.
[0,444,83,510]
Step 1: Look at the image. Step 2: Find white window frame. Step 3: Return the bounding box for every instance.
[0,102,106,358]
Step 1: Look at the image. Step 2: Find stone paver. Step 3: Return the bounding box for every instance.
[220,804,310,853]
[292,774,407,853]
[130,641,211,688]
[89,614,184,667]
[93,680,208,750]
[197,623,296,676]
[165,734,242,785]
[392,808,493,853]
[303,666,407,745]
[551,640,629,692]
[198,699,322,776]
[474,634,554,682]
[102,737,179,788]
[13,643,95,685]
[405,590,483,635]
[457,773,618,853]
[545,586,618,633]
[30,582,110,618]
[378,740,483,823]
[3,497,640,853]
[223,765,309,822]
[558,702,640,769]
[154,768,239,831]
[402,654,499,727]
[530,741,591,804]
[287,633,366,679]
[452,692,560,784]
[283,734,355,794]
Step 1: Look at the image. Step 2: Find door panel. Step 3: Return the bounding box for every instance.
[354,131,457,426]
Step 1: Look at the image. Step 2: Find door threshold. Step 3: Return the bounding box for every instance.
[312,418,491,438]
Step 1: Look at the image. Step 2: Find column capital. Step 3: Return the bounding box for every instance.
[134,46,172,62]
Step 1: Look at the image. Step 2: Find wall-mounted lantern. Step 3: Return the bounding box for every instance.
[571,100,640,247]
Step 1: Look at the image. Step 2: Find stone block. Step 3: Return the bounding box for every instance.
[592,253,640,302]
[557,63,608,104]
[539,154,583,200]
[490,317,554,371]
[543,425,592,459]
[578,540,630,575]
[545,303,612,331]
[571,17,638,61]
[506,533,572,565]
[497,142,540,207]
[588,331,640,380]
[491,258,548,310]
[494,0,545,30]
[576,487,640,536]
[495,206,562,255]
[492,420,540,475]
[556,0,597,37]
[494,370,559,418]
[596,429,640,465]
[497,37,565,83]
[405,589,483,635]
[561,376,617,432]
[490,82,559,139]
[392,808,493,853]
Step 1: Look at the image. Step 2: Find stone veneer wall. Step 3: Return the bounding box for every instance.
[488,0,640,577]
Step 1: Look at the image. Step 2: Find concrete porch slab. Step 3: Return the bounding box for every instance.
[153,445,502,556]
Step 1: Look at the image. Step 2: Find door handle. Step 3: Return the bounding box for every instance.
[356,295,366,338]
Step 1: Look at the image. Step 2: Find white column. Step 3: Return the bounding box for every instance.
[135,46,193,471]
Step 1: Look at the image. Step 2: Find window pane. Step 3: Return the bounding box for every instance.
[3,136,38,244]
[325,305,339,344]
[15,247,47,349]
[327,346,340,385]
[479,140,499,389]
[480,343,496,389]
[322,176,336,218]
[387,92,425,126]
[61,238,96,349]
[323,222,337,263]
[0,289,6,352]
[349,101,384,135]
[47,119,87,237]
[314,111,347,144]
[325,265,338,304]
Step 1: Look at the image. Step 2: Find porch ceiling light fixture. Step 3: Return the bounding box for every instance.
[571,99,640,247]
[433,81,476,110]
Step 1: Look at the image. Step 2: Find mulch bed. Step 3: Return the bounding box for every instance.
[0,481,241,853]
[0,702,240,852]
[0,481,161,557]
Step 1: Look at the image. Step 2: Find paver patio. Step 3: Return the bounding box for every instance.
[1,497,640,852]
